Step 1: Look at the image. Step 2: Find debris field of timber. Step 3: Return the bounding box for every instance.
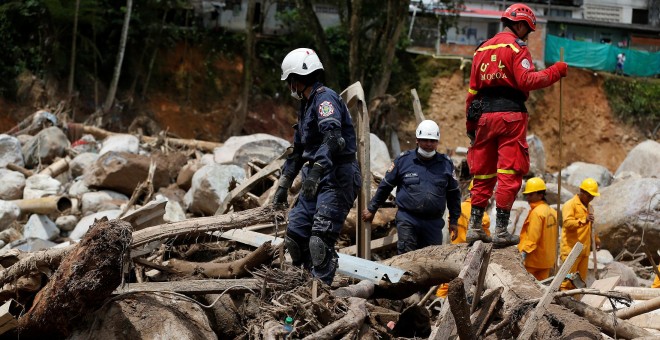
[0,105,658,340]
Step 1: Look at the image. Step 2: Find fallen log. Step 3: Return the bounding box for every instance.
[132,205,279,247]
[613,286,660,300]
[332,280,375,299]
[17,218,132,337]
[302,297,368,340]
[0,246,73,288]
[166,241,274,278]
[615,295,660,320]
[113,279,260,295]
[69,123,222,152]
[557,297,653,339]
[379,245,602,339]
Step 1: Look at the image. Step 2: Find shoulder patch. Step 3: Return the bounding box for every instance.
[521,58,531,69]
[318,101,335,117]
[387,162,395,173]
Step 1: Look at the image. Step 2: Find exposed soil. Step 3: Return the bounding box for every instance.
[416,67,646,172]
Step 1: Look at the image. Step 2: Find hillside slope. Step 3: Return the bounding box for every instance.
[405,68,647,172]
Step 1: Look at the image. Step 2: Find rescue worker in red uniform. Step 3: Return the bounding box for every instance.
[465,3,568,248]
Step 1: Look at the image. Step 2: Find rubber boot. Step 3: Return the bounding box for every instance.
[466,206,491,244]
[492,208,520,248]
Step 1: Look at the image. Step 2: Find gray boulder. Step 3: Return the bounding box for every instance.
[527,134,546,177]
[0,169,25,200]
[184,164,245,215]
[21,126,70,168]
[593,178,660,257]
[566,161,613,189]
[370,133,391,176]
[0,134,24,168]
[214,134,289,165]
[615,140,660,179]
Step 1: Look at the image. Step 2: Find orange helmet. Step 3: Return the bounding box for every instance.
[501,3,536,31]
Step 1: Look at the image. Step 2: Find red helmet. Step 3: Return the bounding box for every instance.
[501,3,536,31]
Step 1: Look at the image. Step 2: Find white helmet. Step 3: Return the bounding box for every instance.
[416,120,440,140]
[281,48,324,81]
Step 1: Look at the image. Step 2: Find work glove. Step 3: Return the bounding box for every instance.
[521,251,527,265]
[555,62,568,77]
[272,175,292,207]
[467,131,476,145]
[302,163,324,200]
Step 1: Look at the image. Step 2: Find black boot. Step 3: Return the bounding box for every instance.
[492,208,519,248]
[466,206,492,244]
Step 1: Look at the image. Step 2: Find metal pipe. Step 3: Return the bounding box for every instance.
[11,196,72,215]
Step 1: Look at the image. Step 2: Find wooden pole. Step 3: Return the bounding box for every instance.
[553,47,565,275]
[588,205,599,279]
[615,296,660,320]
[410,89,426,124]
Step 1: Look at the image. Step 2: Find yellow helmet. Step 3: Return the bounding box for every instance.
[522,177,546,194]
[579,178,600,197]
[468,180,474,191]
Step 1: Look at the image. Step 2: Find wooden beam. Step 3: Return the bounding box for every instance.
[447,277,475,340]
[0,300,17,335]
[113,279,261,295]
[615,295,660,320]
[517,242,583,340]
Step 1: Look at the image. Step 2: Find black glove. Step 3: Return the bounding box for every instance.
[302,163,324,199]
[272,186,289,206]
[467,131,476,145]
[272,175,292,206]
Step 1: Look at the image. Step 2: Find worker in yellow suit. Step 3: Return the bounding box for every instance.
[653,266,660,288]
[518,177,558,281]
[560,178,601,290]
[437,180,491,297]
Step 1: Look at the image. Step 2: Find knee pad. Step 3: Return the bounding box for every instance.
[309,235,333,268]
[285,234,307,266]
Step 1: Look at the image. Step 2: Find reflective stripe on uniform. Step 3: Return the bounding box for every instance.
[468,88,478,95]
[497,169,517,174]
[474,173,497,179]
[474,43,520,55]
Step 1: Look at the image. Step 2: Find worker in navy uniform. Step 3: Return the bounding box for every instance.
[272,48,361,285]
[362,120,461,254]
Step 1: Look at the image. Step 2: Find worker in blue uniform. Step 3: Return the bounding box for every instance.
[272,48,361,285]
[362,120,461,254]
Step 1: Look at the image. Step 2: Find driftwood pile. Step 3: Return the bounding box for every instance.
[1,119,659,339]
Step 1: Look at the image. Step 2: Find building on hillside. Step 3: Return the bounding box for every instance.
[407,0,660,76]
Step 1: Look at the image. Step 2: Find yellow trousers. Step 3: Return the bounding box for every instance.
[525,267,551,281]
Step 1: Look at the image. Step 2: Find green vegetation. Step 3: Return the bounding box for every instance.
[603,76,660,136]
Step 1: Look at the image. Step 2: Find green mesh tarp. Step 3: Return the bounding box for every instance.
[545,34,660,77]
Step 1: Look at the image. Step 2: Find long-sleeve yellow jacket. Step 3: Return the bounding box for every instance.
[451,198,490,244]
[561,194,599,258]
[653,266,660,288]
[518,201,558,269]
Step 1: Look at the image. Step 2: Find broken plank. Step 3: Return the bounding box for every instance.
[471,243,492,314]
[410,89,426,123]
[121,197,167,231]
[0,300,17,335]
[517,242,583,340]
[428,241,486,340]
[113,279,261,295]
[447,277,475,340]
[470,287,503,337]
[581,275,620,308]
[215,157,286,215]
[338,234,398,255]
